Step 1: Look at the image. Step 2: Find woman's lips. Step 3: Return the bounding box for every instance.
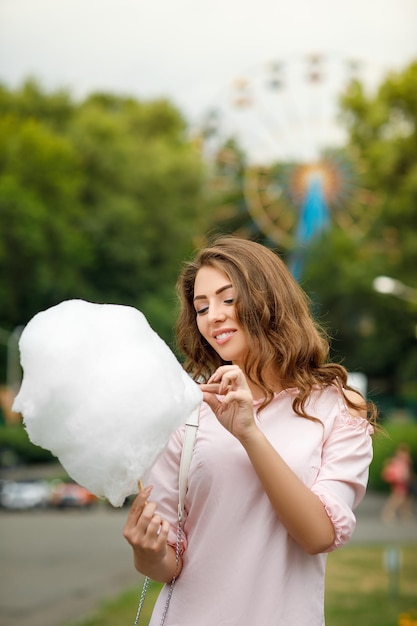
[214,330,235,345]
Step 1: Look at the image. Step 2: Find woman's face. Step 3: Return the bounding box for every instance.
[193,266,248,367]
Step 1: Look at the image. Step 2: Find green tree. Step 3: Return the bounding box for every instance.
[0,81,208,383]
[68,92,206,340]
[0,113,89,323]
[340,61,417,283]
[304,61,417,406]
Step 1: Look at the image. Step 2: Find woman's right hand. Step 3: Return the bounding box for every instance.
[123,486,181,582]
[199,364,258,443]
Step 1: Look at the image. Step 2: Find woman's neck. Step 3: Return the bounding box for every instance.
[246,375,284,400]
[233,360,283,399]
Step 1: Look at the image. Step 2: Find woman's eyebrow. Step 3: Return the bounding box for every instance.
[193,283,233,301]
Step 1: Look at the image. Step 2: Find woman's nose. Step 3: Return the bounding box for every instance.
[208,304,226,322]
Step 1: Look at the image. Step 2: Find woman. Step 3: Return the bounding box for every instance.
[124,236,376,625]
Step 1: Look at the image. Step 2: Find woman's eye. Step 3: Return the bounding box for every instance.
[196,306,208,316]
[224,298,234,305]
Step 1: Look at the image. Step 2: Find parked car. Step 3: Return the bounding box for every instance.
[48,481,96,508]
[0,479,51,510]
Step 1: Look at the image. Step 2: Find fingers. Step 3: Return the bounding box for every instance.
[123,491,169,551]
[201,389,222,413]
[134,484,153,509]
[145,510,169,542]
[203,365,250,396]
[207,364,240,383]
[124,485,152,528]
[209,364,245,383]
[200,365,252,412]
[131,502,169,550]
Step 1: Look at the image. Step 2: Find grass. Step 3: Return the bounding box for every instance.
[62,582,163,626]
[65,545,417,626]
[325,545,417,626]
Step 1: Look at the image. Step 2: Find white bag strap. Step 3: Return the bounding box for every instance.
[178,406,199,521]
[133,406,200,626]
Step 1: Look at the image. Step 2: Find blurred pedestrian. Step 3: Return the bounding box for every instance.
[381,443,414,522]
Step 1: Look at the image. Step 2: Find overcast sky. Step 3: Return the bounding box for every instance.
[1,0,416,149]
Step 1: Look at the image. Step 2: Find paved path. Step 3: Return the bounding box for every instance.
[0,479,416,626]
[0,505,140,626]
[352,491,417,545]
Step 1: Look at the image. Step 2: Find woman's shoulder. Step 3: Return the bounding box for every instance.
[307,383,340,406]
[342,387,367,419]
[322,385,374,437]
[307,384,370,427]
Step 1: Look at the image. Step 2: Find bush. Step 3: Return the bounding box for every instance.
[369,419,417,491]
[0,424,55,465]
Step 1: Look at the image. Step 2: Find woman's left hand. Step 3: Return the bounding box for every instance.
[199,365,258,441]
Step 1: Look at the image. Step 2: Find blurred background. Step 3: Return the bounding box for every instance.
[0,1,416,625]
[1,0,417,469]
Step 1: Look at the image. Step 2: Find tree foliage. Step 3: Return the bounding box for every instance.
[304,61,417,403]
[0,80,208,379]
[340,61,417,281]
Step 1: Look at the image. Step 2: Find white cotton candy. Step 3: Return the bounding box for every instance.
[12,299,202,506]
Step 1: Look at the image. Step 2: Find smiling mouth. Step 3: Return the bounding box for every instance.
[215,331,235,340]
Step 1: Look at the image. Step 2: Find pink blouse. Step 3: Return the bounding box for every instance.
[146,386,373,626]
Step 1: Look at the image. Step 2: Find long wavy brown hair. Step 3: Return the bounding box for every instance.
[176,236,377,424]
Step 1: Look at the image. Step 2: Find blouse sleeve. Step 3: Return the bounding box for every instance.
[310,392,374,552]
[145,425,188,555]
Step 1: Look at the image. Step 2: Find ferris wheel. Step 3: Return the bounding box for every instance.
[198,52,382,278]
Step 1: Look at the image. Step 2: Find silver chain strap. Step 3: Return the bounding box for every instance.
[133,517,183,626]
[133,575,150,626]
